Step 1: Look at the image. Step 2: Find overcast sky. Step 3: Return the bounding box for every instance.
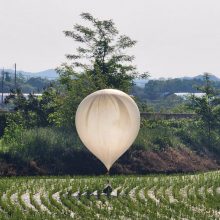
[0,0,220,78]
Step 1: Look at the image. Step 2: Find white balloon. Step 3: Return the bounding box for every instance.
[75,89,140,171]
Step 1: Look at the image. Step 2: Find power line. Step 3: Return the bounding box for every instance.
[15,63,17,89]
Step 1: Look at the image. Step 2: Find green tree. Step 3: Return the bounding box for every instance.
[52,12,147,128]
[5,87,57,128]
[62,12,147,92]
[187,73,220,148]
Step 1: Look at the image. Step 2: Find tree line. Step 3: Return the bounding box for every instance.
[0,71,52,93]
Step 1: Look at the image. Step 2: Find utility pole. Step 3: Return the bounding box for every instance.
[1,68,4,105]
[15,63,17,89]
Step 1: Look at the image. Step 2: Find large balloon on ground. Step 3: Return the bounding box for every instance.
[75,89,140,171]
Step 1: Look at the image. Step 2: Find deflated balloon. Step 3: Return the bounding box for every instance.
[75,89,140,171]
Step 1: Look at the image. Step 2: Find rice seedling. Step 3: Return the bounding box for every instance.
[0,171,219,219]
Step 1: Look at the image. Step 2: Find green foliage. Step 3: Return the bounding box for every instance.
[63,12,145,91]
[134,116,220,153]
[187,73,220,148]
[2,112,25,147]
[135,99,154,113]
[149,94,186,112]
[5,88,56,128]
[132,74,220,153]
[1,88,58,149]
[133,119,186,151]
[49,66,99,128]
[171,103,193,113]
[3,127,84,161]
[1,116,188,159]
[52,12,147,128]
[176,119,220,154]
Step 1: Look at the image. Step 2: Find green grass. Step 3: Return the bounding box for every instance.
[1,127,85,158]
[2,118,220,157]
[0,171,219,219]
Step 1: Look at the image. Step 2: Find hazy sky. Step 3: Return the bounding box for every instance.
[1,0,220,78]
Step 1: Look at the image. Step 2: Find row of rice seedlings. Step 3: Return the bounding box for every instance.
[168,173,219,219]
[0,172,219,219]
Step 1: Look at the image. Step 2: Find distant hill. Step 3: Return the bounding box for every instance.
[0,69,59,79]
[133,79,149,88]
[194,74,220,81]
[1,69,149,85]
[23,69,59,79]
[182,74,220,81]
[1,69,220,83]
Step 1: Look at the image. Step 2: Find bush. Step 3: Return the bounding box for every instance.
[2,112,25,147]
[3,118,186,163]
[177,119,220,153]
[3,127,84,162]
[133,119,185,151]
[2,117,220,165]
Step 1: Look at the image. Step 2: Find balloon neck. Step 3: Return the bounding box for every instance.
[106,170,110,175]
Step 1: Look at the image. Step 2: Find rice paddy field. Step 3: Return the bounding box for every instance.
[0,171,220,220]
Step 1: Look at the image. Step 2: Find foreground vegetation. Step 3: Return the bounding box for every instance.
[0,172,219,219]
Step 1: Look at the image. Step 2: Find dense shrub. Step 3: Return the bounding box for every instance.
[176,119,220,154]
[1,118,187,162]
[2,127,84,162]
[133,119,186,151]
[2,112,25,148]
[2,117,220,166]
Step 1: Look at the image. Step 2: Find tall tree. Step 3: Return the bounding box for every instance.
[52,13,147,128]
[59,12,147,92]
[188,73,220,148]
